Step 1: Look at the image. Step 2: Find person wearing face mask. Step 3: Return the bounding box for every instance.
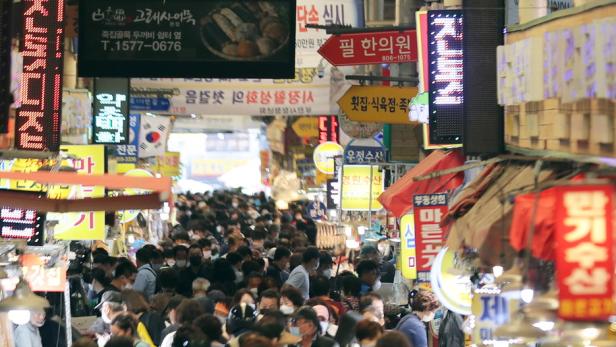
[176,245,209,297]
[291,306,338,347]
[110,261,137,292]
[133,248,157,300]
[280,287,304,316]
[14,309,46,347]
[355,320,384,347]
[309,276,345,318]
[309,303,338,339]
[172,245,189,270]
[89,291,124,347]
[285,247,321,300]
[395,289,440,347]
[355,260,382,295]
[266,246,291,288]
[359,246,395,284]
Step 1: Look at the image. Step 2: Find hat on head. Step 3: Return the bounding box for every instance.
[95,290,122,310]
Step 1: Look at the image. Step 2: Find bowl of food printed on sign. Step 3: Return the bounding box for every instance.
[200,1,290,61]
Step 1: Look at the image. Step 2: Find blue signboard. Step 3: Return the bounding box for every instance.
[344,139,386,164]
[114,114,140,161]
[130,97,171,112]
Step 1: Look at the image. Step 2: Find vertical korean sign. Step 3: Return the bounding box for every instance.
[340,165,384,211]
[555,185,614,321]
[48,145,106,240]
[93,78,130,144]
[318,116,339,144]
[413,193,448,281]
[400,214,417,280]
[17,0,65,151]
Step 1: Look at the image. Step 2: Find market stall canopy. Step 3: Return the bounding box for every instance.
[377,149,465,218]
[444,163,555,267]
[0,171,172,212]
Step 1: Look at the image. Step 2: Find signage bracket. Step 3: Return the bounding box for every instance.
[306,24,416,35]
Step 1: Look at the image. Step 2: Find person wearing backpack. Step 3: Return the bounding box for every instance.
[134,248,158,299]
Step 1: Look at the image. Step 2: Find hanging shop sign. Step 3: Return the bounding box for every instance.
[62,89,93,145]
[344,138,385,165]
[326,179,340,210]
[318,29,417,66]
[430,247,472,315]
[48,145,106,241]
[4,159,47,192]
[413,193,448,281]
[400,214,418,280]
[318,116,339,144]
[0,200,45,245]
[78,0,296,78]
[20,253,67,292]
[155,151,181,177]
[0,0,11,133]
[130,97,171,112]
[314,142,344,175]
[114,114,141,162]
[427,10,464,145]
[138,114,171,158]
[471,287,519,344]
[93,78,130,145]
[338,86,418,124]
[555,184,614,321]
[295,0,364,68]
[131,67,331,116]
[340,165,384,211]
[16,0,65,151]
[292,117,319,138]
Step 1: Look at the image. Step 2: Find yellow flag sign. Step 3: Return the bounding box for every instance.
[338,86,418,124]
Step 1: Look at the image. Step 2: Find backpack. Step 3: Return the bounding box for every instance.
[142,266,161,294]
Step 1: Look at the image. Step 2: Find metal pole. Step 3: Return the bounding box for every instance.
[368,165,373,230]
[64,281,72,346]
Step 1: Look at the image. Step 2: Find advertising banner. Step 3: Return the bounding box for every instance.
[555,184,615,321]
[340,165,384,211]
[50,145,106,241]
[292,117,319,138]
[78,0,297,78]
[400,214,418,280]
[131,67,331,116]
[0,201,45,245]
[155,152,181,177]
[318,116,339,144]
[413,193,448,278]
[20,253,67,292]
[471,289,518,343]
[338,86,418,124]
[313,142,344,175]
[114,114,141,162]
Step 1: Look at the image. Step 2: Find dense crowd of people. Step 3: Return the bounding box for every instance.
[15,190,464,347]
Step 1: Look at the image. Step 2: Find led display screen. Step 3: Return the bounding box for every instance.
[0,0,12,133]
[318,116,339,144]
[78,0,296,78]
[16,0,65,151]
[0,199,46,246]
[93,78,130,144]
[428,10,464,145]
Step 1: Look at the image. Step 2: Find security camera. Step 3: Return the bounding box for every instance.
[317,59,326,78]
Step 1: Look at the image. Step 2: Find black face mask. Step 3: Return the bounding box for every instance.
[189,255,202,267]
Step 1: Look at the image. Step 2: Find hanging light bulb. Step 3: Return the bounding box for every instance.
[492,266,504,278]
[0,277,49,325]
[520,287,534,303]
[7,309,30,325]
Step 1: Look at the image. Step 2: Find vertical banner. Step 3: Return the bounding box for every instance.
[16,0,65,151]
[93,78,130,144]
[49,145,106,240]
[413,193,448,281]
[114,114,141,162]
[400,214,418,280]
[555,184,615,321]
[0,0,11,133]
[318,116,339,144]
[340,165,384,211]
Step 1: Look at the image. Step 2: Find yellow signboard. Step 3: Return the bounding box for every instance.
[471,290,519,344]
[155,152,181,177]
[52,145,106,241]
[400,214,418,280]
[338,86,418,124]
[313,142,343,175]
[291,117,319,138]
[341,165,384,211]
[120,169,154,223]
[6,159,48,192]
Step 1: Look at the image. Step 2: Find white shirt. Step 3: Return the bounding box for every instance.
[160,331,176,347]
[14,323,43,347]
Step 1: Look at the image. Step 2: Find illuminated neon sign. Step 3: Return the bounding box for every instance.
[93,78,130,144]
[0,205,45,246]
[318,116,339,144]
[0,0,12,133]
[16,0,65,151]
[428,10,464,144]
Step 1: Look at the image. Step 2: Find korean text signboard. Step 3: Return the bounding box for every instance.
[471,290,518,343]
[0,0,11,133]
[0,203,45,245]
[341,165,384,211]
[400,214,418,280]
[20,253,67,292]
[344,138,386,165]
[78,0,296,78]
[17,0,65,151]
[131,67,331,116]
[114,114,141,162]
[318,29,417,66]
[413,193,448,281]
[427,11,464,144]
[318,116,339,144]
[555,185,614,321]
[49,145,106,241]
[93,78,130,145]
[338,86,418,124]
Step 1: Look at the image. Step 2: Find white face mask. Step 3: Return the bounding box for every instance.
[235,270,244,283]
[280,305,294,315]
[167,259,176,267]
[203,250,212,259]
[176,260,187,268]
[102,310,112,324]
[373,279,382,291]
[123,283,133,290]
[250,288,259,296]
[320,321,329,335]
[422,311,435,322]
[322,269,332,279]
[232,202,239,208]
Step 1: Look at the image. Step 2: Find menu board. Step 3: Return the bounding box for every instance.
[78,0,296,78]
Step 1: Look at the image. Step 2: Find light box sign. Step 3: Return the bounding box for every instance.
[428,10,464,145]
[78,0,296,78]
[93,78,130,145]
[400,214,418,280]
[0,0,11,133]
[0,205,45,245]
[340,165,384,211]
[555,184,615,321]
[16,0,65,151]
[114,114,141,162]
[318,116,339,144]
[413,193,448,281]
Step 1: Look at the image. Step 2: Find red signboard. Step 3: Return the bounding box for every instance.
[555,184,615,321]
[413,193,448,277]
[318,116,339,144]
[16,0,65,151]
[318,29,417,66]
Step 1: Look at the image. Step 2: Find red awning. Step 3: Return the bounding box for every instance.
[377,149,465,218]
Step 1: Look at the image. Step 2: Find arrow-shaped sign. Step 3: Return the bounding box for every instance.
[338,85,418,124]
[318,29,418,66]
